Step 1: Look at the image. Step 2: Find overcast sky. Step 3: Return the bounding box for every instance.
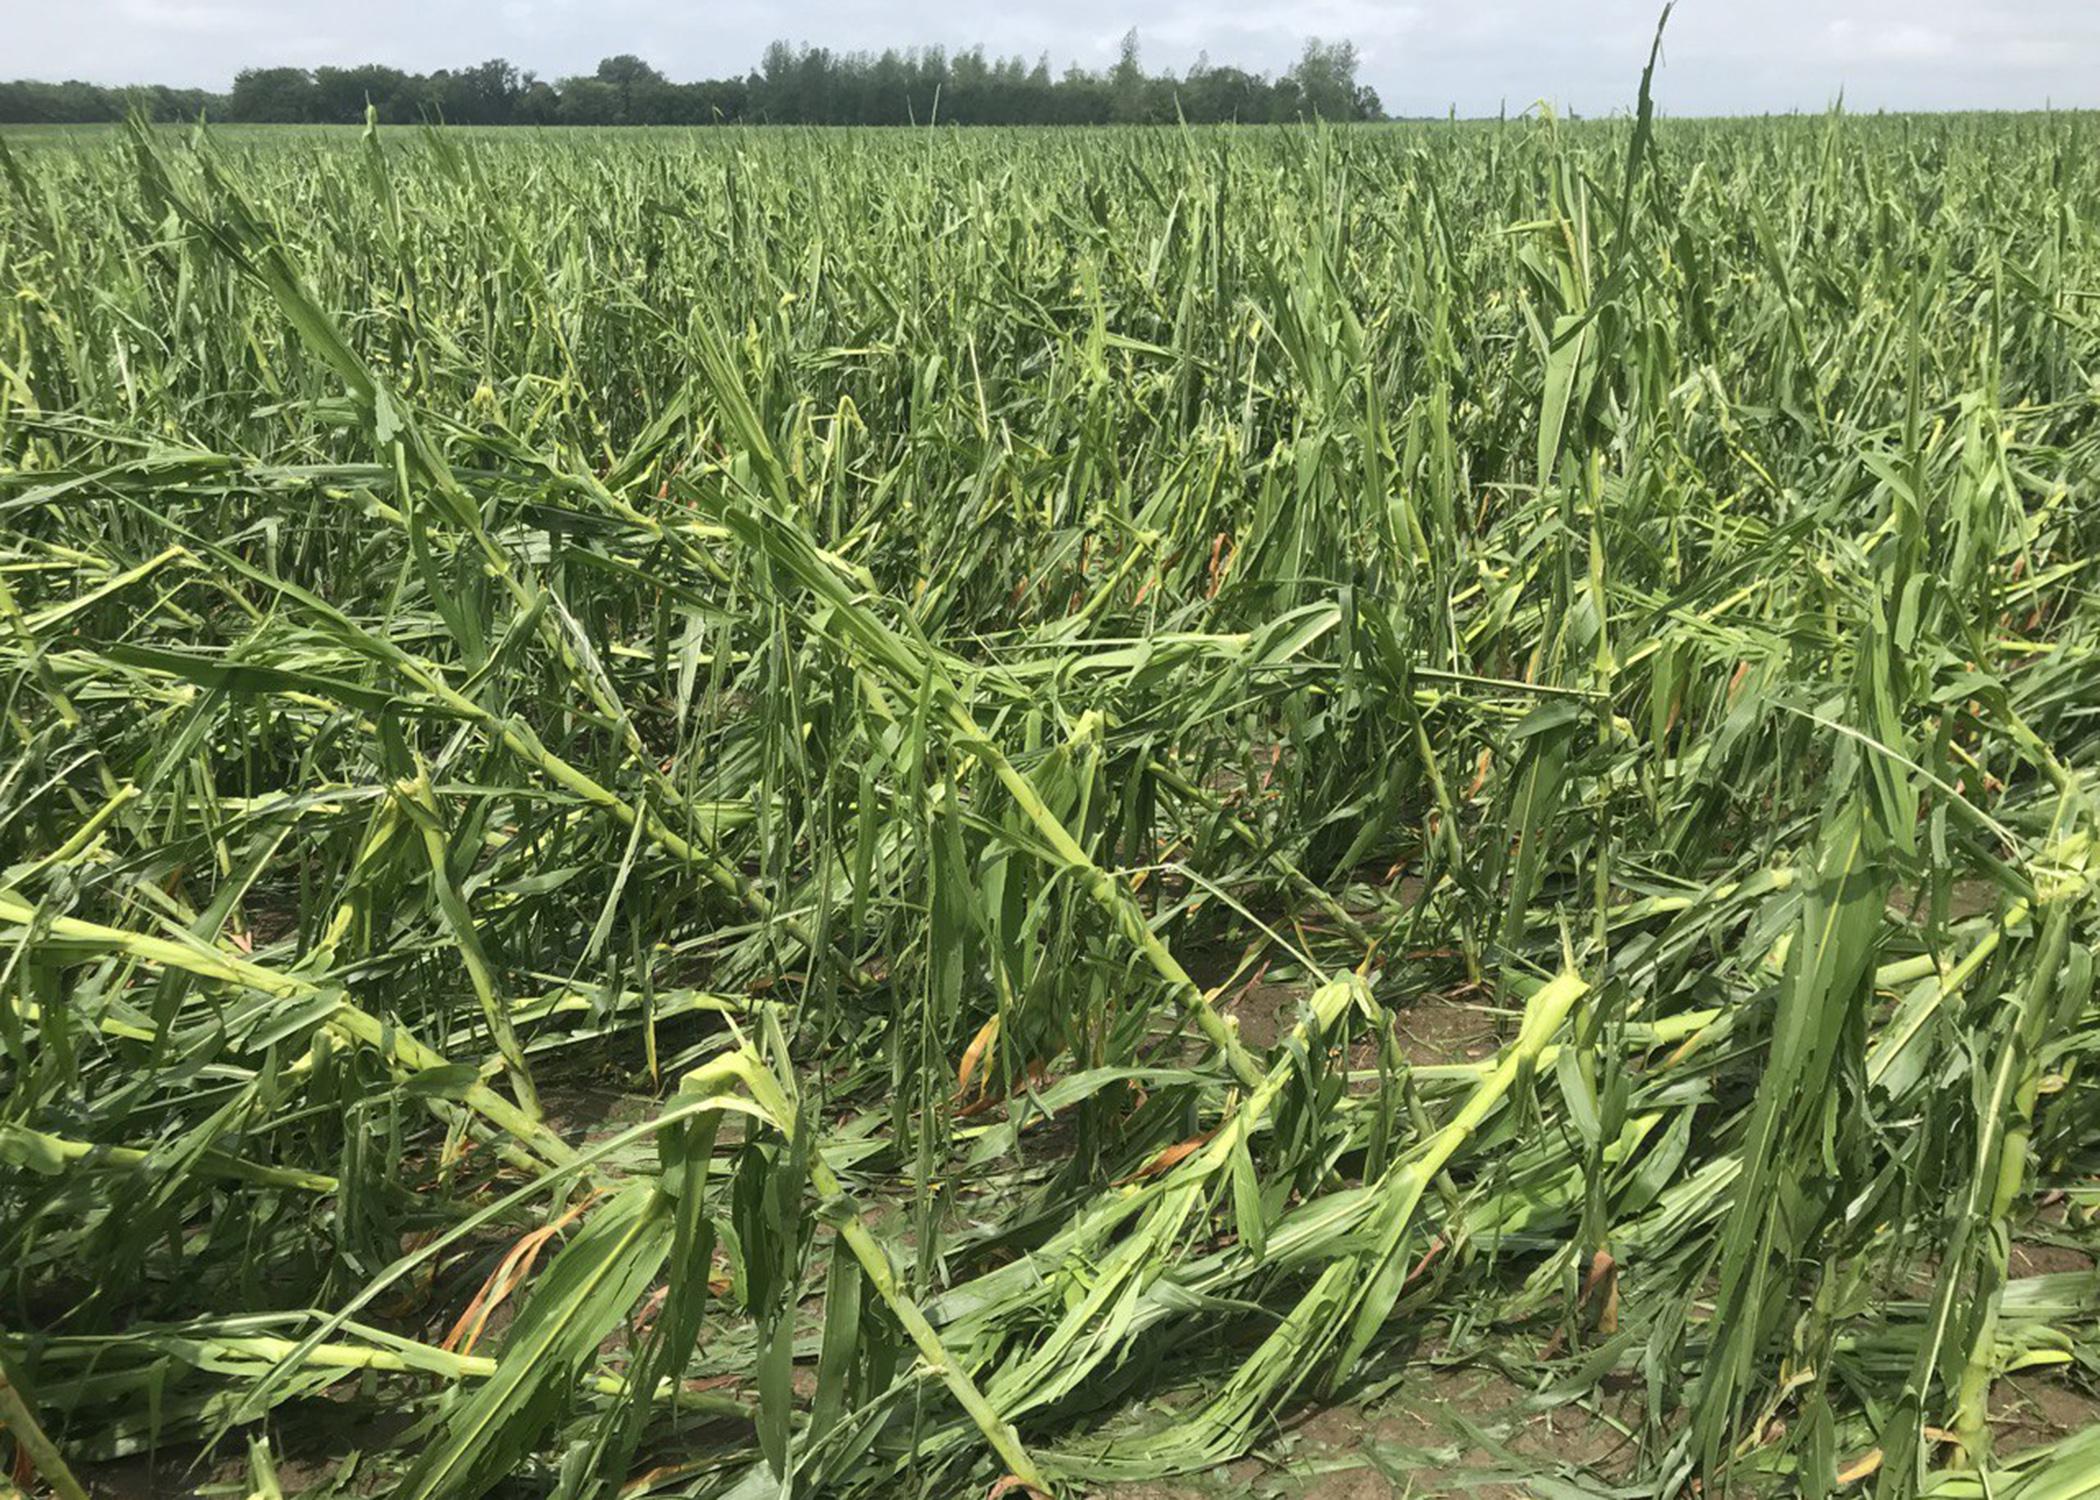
[12,1,2100,116]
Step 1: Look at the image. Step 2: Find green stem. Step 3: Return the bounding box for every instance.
[0,1339,89,1500]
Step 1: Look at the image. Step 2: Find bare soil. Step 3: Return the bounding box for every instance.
[1099,1361,1641,1500]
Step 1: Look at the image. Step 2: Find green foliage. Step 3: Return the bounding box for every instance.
[1,33,1383,128]
[0,95,2098,1499]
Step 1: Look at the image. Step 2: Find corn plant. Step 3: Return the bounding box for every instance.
[0,79,2097,1500]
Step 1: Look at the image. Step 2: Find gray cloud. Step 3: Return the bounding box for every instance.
[13,0,2100,114]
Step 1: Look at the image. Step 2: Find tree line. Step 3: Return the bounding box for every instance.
[0,35,1381,127]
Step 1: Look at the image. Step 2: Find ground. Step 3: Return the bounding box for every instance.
[1097,1359,2100,1499]
[64,1000,2098,1500]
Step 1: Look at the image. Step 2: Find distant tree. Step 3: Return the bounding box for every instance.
[595,54,665,90]
[752,41,796,121]
[0,82,43,122]
[949,46,988,123]
[229,67,316,122]
[1267,75,1304,124]
[0,80,116,122]
[588,54,664,123]
[3,34,1386,127]
[313,65,408,122]
[556,77,621,125]
[702,76,750,122]
[453,58,522,124]
[1182,55,1276,123]
[1288,38,1365,120]
[516,79,561,125]
[630,79,695,123]
[1024,51,1050,116]
[794,46,838,124]
[915,45,949,124]
[58,80,120,121]
[1109,29,1150,123]
[1053,62,1106,125]
[125,84,220,120]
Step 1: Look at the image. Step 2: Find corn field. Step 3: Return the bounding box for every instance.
[1,88,2098,1500]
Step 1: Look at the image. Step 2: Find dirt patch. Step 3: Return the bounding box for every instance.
[1101,1363,1643,1500]
[1391,997,1502,1068]
[1219,980,1506,1075]
[2008,1241,2096,1277]
[1291,1468,1392,1499]
[1349,1363,1634,1486]
[1226,976,1311,1052]
[535,1084,656,1144]
[1993,1373,2100,1456]
[78,1452,220,1500]
[74,1401,407,1499]
[1888,877,2002,924]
